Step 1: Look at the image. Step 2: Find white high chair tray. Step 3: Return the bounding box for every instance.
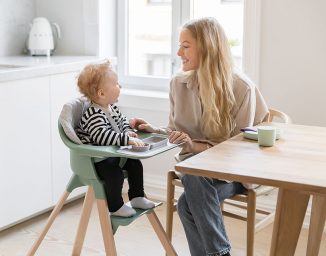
[117,135,181,157]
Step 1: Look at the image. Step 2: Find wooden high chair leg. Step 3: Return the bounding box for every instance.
[96,199,117,256]
[147,211,178,256]
[72,187,94,255]
[27,191,70,256]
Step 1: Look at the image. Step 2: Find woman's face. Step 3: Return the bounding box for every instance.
[177,29,200,71]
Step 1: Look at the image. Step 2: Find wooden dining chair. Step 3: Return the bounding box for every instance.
[165,108,291,256]
[27,98,177,256]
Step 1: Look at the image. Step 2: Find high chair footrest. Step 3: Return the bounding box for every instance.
[111,202,162,232]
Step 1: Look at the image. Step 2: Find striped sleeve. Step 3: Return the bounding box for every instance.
[80,107,129,146]
[112,104,132,133]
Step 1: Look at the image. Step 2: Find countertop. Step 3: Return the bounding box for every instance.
[0,55,117,82]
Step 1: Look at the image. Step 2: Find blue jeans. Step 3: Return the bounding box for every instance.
[177,174,246,256]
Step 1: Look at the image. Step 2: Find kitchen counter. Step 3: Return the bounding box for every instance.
[0,55,117,82]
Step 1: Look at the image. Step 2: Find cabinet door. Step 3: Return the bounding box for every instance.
[50,73,85,203]
[0,77,52,229]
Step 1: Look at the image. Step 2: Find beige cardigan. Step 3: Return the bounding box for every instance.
[166,72,269,161]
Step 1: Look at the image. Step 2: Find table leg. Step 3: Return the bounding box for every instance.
[270,188,310,256]
[306,195,326,256]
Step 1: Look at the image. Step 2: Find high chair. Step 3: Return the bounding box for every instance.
[165,108,291,256]
[28,98,177,256]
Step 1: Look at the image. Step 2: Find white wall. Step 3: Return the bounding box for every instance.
[0,0,35,56]
[0,0,116,57]
[35,0,99,55]
[259,0,326,126]
[34,0,116,57]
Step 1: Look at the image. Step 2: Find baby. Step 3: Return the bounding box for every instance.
[77,60,155,217]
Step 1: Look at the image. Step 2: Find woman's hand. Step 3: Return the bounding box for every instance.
[129,118,158,133]
[127,131,138,138]
[128,137,145,146]
[169,131,193,151]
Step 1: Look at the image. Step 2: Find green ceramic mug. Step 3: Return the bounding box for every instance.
[258,126,276,147]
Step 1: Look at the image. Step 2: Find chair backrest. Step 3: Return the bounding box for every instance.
[268,108,291,124]
[58,98,103,182]
[59,97,91,144]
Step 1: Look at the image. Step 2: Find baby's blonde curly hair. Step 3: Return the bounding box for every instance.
[77,60,112,101]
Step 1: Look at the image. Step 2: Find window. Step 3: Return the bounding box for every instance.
[193,0,244,69]
[128,0,172,77]
[147,0,171,5]
[221,0,242,3]
[118,0,260,90]
[118,0,172,90]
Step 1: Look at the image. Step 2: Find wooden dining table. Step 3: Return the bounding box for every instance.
[175,123,326,256]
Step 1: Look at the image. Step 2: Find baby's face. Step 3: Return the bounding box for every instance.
[100,71,121,105]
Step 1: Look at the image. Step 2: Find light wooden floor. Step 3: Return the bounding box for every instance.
[0,195,325,256]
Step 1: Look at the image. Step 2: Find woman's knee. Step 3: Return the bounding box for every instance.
[176,193,187,217]
[181,174,212,188]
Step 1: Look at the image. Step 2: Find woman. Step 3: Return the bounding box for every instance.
[130,17,269,256]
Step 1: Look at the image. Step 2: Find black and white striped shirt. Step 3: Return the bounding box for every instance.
[77,104,131,146]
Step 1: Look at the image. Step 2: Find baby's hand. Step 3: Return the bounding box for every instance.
[128,137,145,147]
[127,131,138,138]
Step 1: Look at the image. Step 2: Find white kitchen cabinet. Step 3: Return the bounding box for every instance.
[49,72,86,203]
[0,72,86,230]
[0,56,106,230]
[0,77,52,229]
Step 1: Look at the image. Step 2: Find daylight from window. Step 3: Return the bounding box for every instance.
[193,0,244,69]
[128,0,243,78]
[128,0,172,78]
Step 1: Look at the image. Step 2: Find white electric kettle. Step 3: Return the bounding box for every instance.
[27,17,61,56]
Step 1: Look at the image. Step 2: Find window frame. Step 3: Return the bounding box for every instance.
[117,0,261,91]
[243,0,261,84]
[117,0,174,91]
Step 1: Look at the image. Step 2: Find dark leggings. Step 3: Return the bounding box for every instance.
[95,157,144,212]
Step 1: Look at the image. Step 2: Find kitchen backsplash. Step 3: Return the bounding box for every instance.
[0,0,35,56]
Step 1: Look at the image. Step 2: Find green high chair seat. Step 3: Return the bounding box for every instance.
[28,98,177,256]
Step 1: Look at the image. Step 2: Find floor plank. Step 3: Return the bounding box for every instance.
[0,196,325,256]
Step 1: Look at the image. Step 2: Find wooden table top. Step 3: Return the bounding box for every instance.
[175,123,326,195]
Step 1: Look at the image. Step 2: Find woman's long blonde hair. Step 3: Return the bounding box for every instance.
[184,17,236,141]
